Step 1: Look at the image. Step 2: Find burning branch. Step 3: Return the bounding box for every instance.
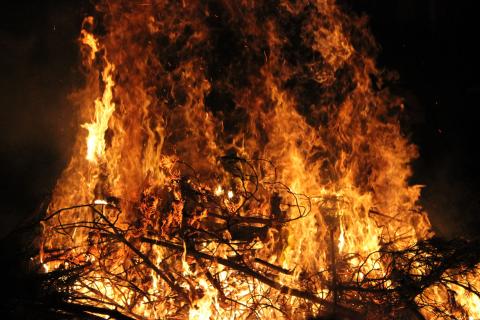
[34,158,480,319]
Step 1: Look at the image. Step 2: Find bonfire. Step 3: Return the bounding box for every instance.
[2,1,480,319]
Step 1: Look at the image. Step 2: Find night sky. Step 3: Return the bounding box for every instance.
[1,1,479,238]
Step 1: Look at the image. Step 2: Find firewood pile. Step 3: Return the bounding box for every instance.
[1,157,479,320]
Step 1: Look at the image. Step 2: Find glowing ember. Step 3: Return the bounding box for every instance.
[93,199,108,205]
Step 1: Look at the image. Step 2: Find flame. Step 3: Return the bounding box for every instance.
[214,185,224,196]
[81,56,115,162]
[40,1,480,319]
[93,199,108,205]
[188,279,218,320]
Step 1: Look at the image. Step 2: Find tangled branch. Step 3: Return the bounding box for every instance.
[30,158,480,319]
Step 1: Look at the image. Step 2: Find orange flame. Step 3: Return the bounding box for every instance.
[40,1,479,319]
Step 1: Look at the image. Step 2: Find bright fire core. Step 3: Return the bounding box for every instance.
[40,1,480,319]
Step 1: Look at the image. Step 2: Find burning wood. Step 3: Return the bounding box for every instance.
[6,0,478,319]
[33,158,480,319]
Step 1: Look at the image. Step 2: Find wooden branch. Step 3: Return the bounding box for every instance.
[90,206,191,305]
[139,236,363,319]
[53,301,136,320]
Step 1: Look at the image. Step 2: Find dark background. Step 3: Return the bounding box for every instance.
[0,1,479,238]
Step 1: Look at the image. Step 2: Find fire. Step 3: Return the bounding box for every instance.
[39,0,479,319]
[80,30,116,164]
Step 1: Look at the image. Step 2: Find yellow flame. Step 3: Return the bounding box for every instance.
[81,57,116,163]
[214,185,224,196]
[188,279,218,320]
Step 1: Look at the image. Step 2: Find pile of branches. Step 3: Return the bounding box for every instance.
[2,157,480,319]
[334,238,480,319]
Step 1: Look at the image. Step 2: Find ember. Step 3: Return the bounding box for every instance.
[13,0,480,319]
